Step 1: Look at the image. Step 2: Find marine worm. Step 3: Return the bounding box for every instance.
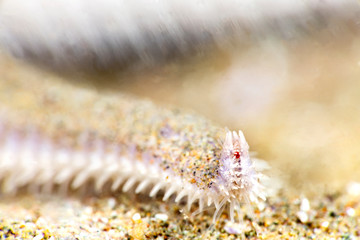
[0,72,269,223]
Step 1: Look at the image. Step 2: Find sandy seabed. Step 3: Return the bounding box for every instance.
[1,29,360,239]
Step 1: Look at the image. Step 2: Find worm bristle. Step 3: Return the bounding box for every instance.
[0,121,272,223]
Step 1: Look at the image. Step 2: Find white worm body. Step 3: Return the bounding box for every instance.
[0,74,270,223]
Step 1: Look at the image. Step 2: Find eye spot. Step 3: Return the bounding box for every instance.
[234,151,240,159]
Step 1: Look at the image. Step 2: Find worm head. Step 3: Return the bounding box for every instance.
[217,130,265,203]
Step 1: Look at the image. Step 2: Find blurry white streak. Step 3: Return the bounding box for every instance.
[0,0,358,72]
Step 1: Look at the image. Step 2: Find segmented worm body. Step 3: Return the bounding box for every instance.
[0,74,268,222]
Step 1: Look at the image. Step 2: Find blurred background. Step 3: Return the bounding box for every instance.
[1,0,360,196]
